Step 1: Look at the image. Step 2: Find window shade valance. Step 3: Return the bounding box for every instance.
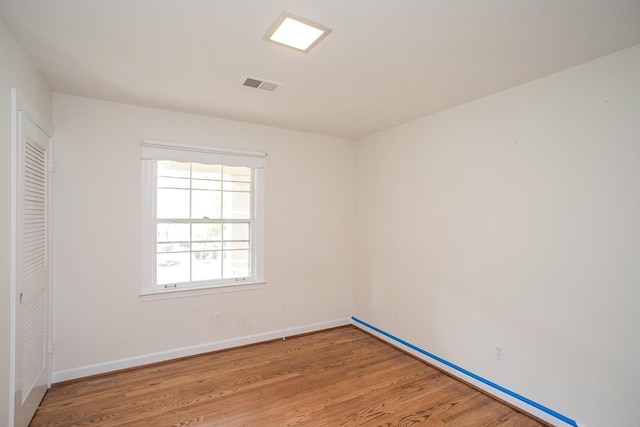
[142,140,266,168]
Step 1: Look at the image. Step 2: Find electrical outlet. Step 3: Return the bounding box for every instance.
[495,345,505,361]
[213,312,223,325]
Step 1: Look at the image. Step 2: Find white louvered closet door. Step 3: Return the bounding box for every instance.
[14,111,51,427]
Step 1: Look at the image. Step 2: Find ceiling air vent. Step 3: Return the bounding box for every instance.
[241,75,282,92]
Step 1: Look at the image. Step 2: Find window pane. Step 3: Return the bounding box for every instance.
[192,241,222,251]
[192,223,222,241]
[223,241,250,250]
[192,163,222,181]
[223,166,251,182]
[192,190,221,219]
[223,181,251,191]
[157,223,190,243]
[192,179,221,190]
[158,176,190,189]
[192,251,222,281]
[158,160,190,178]
[224,223,249,241]
[222,191,251,219]
[158,188,190,219]
[158,242,190,253]
[157,252,190,284]
[223,250,250,279]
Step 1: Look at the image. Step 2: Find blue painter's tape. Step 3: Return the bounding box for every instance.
[351,316,577,427]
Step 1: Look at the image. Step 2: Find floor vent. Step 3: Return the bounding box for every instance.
[241,75,282,92]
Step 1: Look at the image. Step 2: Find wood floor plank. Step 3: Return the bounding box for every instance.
[30,326,548,426]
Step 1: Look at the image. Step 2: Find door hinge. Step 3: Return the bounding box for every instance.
[47,341,53,354]
[48,158,54,172]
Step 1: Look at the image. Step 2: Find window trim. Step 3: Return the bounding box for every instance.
[140,140,265,300]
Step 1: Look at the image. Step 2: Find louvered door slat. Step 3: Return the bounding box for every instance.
[21,290,46,404]
[22,138,47,281]
[20,135,48,401]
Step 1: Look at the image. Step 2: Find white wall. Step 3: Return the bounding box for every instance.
[354,44,640,427]
[51,94,355,378]
[0,21,52,425]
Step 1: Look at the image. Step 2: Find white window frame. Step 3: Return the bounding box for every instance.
[140,140,265,301]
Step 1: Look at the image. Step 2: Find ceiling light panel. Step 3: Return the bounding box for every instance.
[264,12,331,53]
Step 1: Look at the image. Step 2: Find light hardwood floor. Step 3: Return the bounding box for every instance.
[30,326,547,426]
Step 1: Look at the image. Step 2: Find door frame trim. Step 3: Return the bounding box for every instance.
[9,87,54,426]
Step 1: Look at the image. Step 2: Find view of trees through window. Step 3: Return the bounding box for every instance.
[155,160,253,285]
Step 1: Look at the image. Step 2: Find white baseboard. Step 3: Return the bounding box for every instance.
[351,317,576,427]
[52,317,350,383]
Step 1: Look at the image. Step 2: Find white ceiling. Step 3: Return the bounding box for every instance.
[2,0,640,139]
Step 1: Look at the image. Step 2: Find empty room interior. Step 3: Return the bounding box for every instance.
[1,1,640,426]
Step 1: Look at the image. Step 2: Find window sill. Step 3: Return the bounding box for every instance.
[139,281,266,302]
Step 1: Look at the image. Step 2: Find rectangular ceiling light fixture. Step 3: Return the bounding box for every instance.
[264,12,332,53]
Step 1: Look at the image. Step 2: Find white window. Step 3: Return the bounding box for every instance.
[141,140,265,299]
